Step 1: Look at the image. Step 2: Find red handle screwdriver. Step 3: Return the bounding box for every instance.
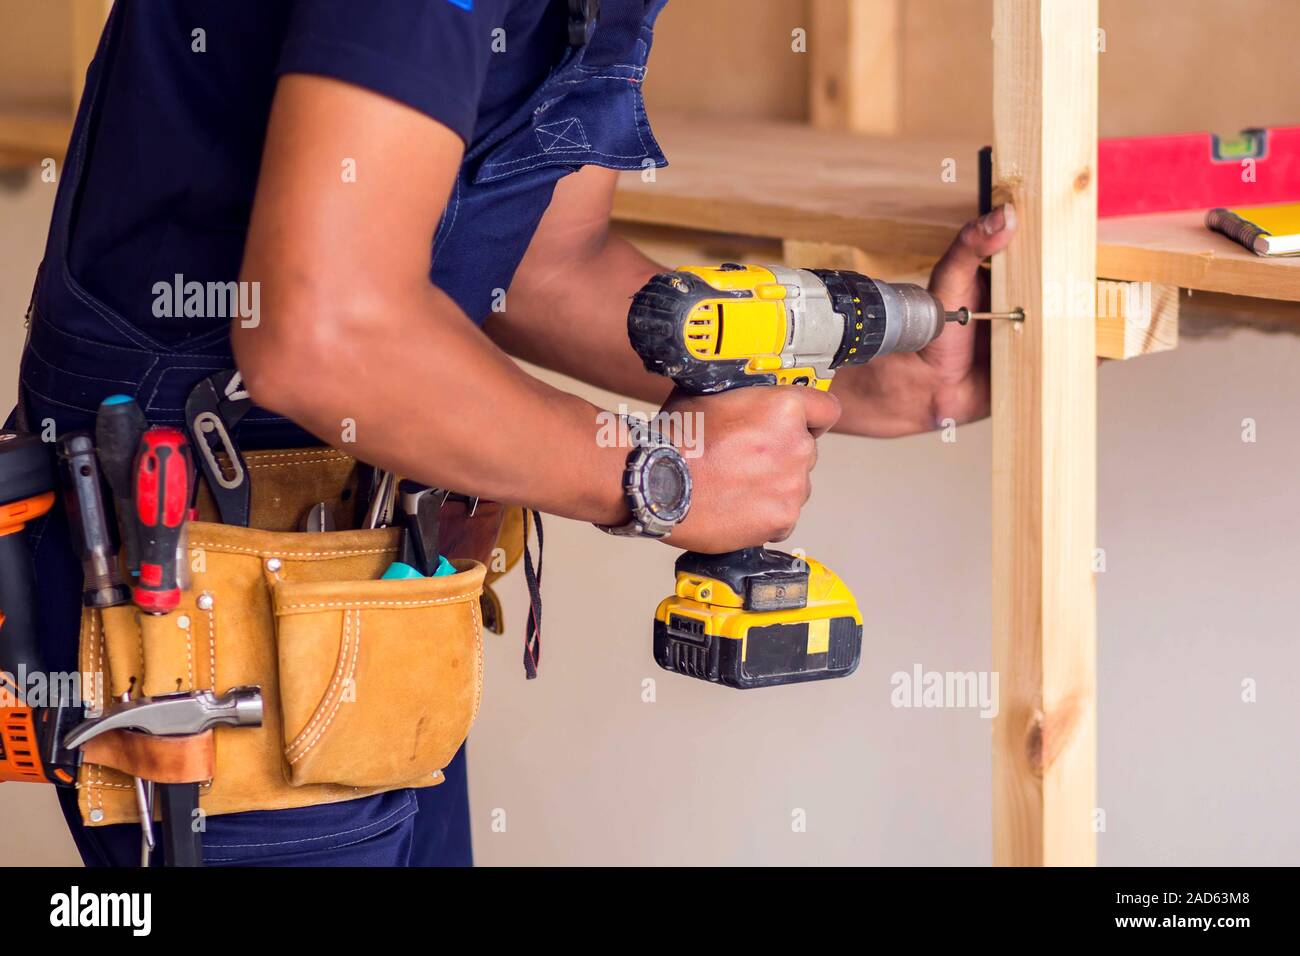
[132,428,192,614]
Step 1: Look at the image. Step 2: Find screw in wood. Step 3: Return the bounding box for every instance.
[945,307,1026,325]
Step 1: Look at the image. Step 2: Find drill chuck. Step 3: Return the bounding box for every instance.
[810,270,947,368]
[869,281,948,357]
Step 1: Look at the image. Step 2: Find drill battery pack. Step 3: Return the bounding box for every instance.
[652,548,862,689]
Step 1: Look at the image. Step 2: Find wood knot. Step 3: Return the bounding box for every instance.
[1025,694,1089,774]
[1074,166,1092,192]
[1024,709,1044,774]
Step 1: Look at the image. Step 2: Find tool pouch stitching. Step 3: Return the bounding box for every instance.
[75,447,493,825]
[285,607,359,759]
[272,562,486,789]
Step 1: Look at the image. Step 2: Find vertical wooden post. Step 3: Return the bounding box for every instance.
[990,0,1098,866]
[70,0,114,113]
[781,239,935,280]
[809,0,901,135]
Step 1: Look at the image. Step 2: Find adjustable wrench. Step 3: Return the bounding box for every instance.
[184,370,253,526]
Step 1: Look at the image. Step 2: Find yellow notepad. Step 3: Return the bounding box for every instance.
[1206,202,1300,256]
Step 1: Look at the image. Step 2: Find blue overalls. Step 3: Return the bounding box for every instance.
[16,0,667,866]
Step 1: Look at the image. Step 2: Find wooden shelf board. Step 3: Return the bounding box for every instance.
[615,113,976,258]
[1099,211,1300,303]
[0,102,72,164]
[615,113,1300,303]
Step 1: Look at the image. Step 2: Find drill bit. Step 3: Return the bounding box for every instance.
[945,307,1025,325]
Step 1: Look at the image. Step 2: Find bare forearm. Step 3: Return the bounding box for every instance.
[486,232,670,403]
[482,167,668,402]
[234,80,631,524]
[496,230,990,439]
[234,278,629,524]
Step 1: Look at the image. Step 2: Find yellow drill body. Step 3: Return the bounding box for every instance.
[628,262,950,689]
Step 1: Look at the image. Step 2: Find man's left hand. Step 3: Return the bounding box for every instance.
[921,203,1017,389]
[829,204,1017,436]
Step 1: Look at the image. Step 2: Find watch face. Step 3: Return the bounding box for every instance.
[641,447,691,522]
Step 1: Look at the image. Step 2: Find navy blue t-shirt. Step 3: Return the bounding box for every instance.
[69,0,568,345]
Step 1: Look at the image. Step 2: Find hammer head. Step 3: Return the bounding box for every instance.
[63,685,263,751]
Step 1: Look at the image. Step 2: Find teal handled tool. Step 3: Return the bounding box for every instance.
[381,480,455,579]
[382,557,454,580]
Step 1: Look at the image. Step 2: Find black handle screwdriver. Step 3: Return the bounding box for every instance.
[95,395,148,576]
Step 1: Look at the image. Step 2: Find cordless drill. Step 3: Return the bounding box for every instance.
[628,263,1014,689]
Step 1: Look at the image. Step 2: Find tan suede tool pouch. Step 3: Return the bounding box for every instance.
[77,448,487,826]
[274,562,484,787]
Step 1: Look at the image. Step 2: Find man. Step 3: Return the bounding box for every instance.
[20,0,1013,866]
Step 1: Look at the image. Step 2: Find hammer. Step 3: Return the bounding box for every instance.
[65,686,263,866]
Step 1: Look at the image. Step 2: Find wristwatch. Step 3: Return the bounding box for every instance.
[597,431,692,539]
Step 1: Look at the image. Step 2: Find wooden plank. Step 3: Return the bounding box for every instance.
[616,222,783,271]
[783,241,1178,360]
[809,0,901,135]
[1095,280,1178,360]
[0,0,75,105]
[873,0,1300,142]
[641,0,810,124]
[614,114,1300,302]
[0,1,110,166]
[615,114,977,257]
[70,0,113,114]
[990,0,1098,867]
[781,239,935,279]
[0,106,73,163]
[1099,211,1300,303]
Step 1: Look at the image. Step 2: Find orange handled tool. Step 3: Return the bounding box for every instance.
[0,430,80,785]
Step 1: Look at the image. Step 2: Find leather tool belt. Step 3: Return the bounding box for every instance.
[76,447,522,826]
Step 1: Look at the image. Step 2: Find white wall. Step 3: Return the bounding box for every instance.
[2,170,1297,867]
[464,330,1300,866]
[0,172,83,866]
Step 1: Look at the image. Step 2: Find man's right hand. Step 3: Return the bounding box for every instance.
[661,386,841,554]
